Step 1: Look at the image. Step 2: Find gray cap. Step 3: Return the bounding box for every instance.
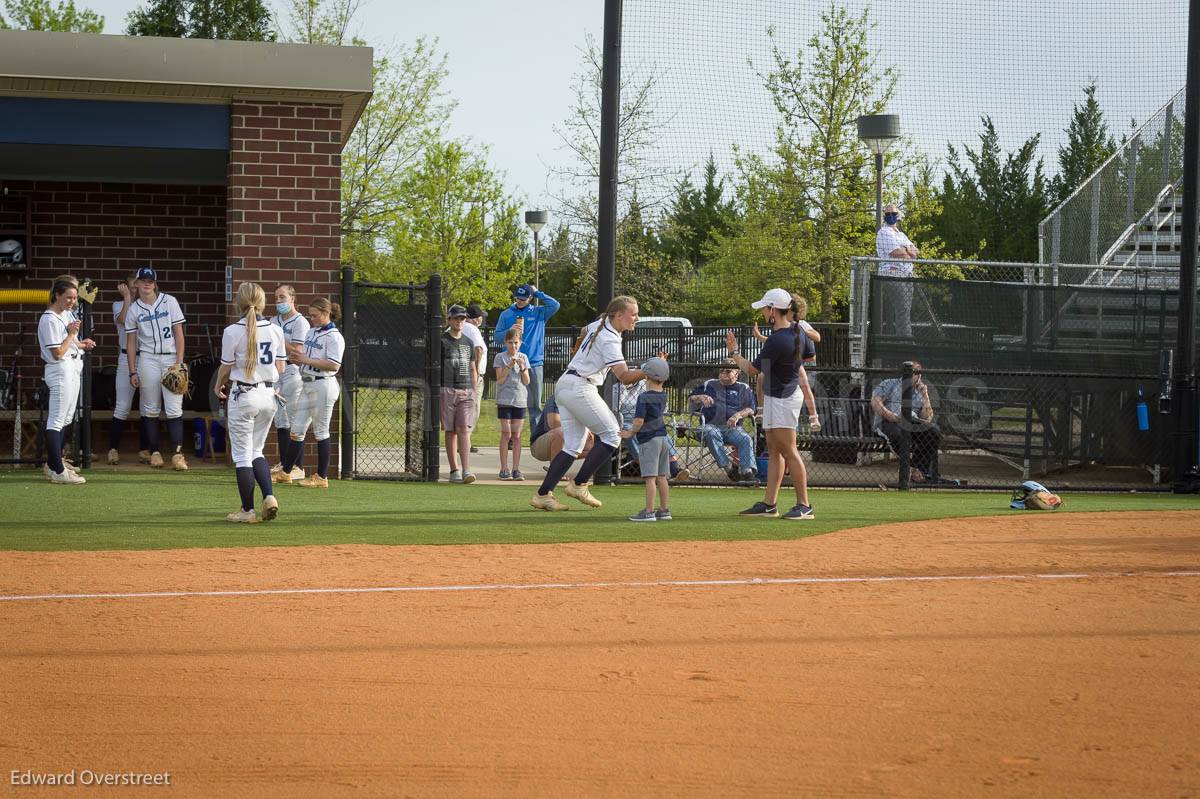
[641,357,670,382]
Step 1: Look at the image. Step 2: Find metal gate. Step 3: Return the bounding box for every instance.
[340,267,442,480]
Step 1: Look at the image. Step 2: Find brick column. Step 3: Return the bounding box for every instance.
[227,101,344,463]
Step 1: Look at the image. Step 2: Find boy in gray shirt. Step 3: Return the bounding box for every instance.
[493,327,531,479]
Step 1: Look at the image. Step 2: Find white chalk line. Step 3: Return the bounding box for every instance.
[1,570,1198,603]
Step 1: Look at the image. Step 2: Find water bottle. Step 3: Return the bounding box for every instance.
[1136,389,1150,432]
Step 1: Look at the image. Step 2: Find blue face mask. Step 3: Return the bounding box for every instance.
[276,302,292,315]
[884,212,900,226]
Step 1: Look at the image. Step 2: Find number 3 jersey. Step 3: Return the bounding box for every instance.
[124,292,186,355]
[221,317,287,384]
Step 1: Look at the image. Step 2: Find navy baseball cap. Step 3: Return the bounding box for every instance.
[465,303,485,320]
[135,266,157,281]
[447,304,468,318]
[512,284,534,300]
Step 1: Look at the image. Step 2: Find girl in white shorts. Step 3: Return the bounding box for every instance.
[530,295,651,511]
[214,282,287,523]
[277,297,344,488]
[725,288,819,520]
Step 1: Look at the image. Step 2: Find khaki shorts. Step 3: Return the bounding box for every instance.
[530,432,553,461]
[440,387,476,431]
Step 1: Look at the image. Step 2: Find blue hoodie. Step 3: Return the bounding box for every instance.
[492,291,560,366]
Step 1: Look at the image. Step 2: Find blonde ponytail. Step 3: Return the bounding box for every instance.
[235,282,267,373]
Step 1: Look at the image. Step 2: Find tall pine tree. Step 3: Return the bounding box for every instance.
[1051,82,1116,205]
[126,0,274,41]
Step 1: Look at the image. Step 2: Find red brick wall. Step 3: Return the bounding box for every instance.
[227,101,344,465]
[0,181,227,383]
[227,101,342,308]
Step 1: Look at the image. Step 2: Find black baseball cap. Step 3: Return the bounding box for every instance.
[465,303,485,320]
[447,304,468,318]
[135,266,157,281]
[512,284,534,300]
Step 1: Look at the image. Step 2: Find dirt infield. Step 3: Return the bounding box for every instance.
[1,511,1198,798]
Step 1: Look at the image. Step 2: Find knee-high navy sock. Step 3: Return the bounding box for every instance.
[108,417,126,451]
[573,441,617,486]
[138,418,149,452]
[252,457,273,497]
[275,428,289,462]
[143,417,160,453]
[45,429,64,474]
[282,438,301,472]
[538,451,576,496]
[166,417,184,453]
[294,440,304,470]
[317,438,331,479]
[236,467,256,512]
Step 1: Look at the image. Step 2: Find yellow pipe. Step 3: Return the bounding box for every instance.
[0,289,46,305]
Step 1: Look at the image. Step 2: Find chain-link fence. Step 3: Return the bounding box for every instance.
[602,363,1168,491]
[1040,87,1187,266]
[340,270,441,481]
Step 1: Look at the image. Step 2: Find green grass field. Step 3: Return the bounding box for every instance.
[0,468,1195,552]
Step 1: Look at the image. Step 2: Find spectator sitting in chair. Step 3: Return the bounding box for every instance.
[688,358,757,482]
[871,361,943,483]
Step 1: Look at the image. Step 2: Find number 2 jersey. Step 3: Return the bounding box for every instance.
[124,293,186,356]
[221,317,287,384]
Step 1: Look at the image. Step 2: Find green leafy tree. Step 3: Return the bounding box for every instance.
[660,155,738,271]
[1051,82,1116,205]
[125,0,274,41]
[933,116,1049,263]
[689,4,895,323]
[0,0,103,32]
[371,140,527,309]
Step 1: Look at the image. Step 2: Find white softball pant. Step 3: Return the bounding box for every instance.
[554,373,621,457]
[291,377,339,441]
[44,358,83,432]
[115,352,136,420]
[227,383,277,468]
[136,353,183,418]
[273,369,303,429]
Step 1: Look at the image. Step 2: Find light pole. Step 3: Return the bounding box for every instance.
[857,114,901,231]
[524,210,547,301]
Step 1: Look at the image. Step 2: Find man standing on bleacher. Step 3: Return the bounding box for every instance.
[688,358,758,482]
[876,203,920,338]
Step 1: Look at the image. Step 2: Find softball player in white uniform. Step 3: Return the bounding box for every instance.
[530,295,649,511]
[214,282,287,523]
[38,277,96,484]
[125,266,188,470]
[269,285,311,479]
[107,274,147,465]
[277,297,343,488]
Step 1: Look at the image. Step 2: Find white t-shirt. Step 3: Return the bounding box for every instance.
[270,312,312,378]
[462,323,486,370]
[221,318,287,384]
[876,225,916,276]
[566,319,624,385]
[124,292,186,356]
[300,323,345,377]
[38,309,80,365]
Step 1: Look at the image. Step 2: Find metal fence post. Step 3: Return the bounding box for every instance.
[79,296,93,469]
[425,273,443,482]
[1089,178,1101,263]
[898,361,913,489]
[1126,139,1139,229]
[1162,102,1174,188]
[339,264,356,478]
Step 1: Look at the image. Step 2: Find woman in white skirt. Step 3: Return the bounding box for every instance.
[725,288,818,520]
[38,277,96,484]
[214,282,287,523]
[277,297,344,489]
[530,295,650,511]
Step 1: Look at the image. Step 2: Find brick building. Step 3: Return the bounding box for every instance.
[0,29,372,462]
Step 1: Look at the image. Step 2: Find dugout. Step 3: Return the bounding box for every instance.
[0,29,373,466]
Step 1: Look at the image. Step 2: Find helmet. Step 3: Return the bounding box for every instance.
[1010,480,1063,510]
[0,239,23,266]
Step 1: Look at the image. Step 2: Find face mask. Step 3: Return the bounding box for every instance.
[884,212,899,226]
[276,303,292,315]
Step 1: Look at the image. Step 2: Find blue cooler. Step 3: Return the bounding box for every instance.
[209,419,227,454]
[193,418,208,458]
